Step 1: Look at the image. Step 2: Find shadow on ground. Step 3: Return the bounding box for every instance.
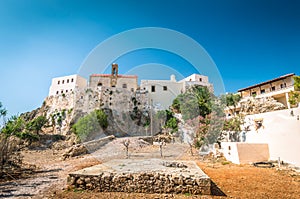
[211,180,226,196]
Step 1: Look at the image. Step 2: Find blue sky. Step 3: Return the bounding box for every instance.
[0,0,300,116]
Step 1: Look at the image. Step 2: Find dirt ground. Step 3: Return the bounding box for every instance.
[1,138,300,199]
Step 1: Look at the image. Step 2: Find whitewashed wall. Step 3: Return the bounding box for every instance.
[242,106,300,166]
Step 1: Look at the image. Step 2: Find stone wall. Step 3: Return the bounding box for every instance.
[68,171,211,195]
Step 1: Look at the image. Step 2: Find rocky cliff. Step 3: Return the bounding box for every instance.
[24,87,152,145]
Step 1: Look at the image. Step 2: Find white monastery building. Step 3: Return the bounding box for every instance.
[141,74,213,109]
[48,64,213,110]
[48,74,87,96]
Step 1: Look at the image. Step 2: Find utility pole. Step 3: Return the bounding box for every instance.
[150,99,153,137]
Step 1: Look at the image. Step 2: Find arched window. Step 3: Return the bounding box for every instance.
[97,82,103,86]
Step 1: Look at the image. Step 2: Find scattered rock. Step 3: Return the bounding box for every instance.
[62,144,88,160]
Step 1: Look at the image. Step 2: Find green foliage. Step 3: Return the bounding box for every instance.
[72,109,108,142]
[220,93,241,108]
[289,91,300,106]
[1,116,25,137]
[0,102,7,118]
[172,98,181,113]
[223,116,243,131]
[15,131,39,141]
[85,88,93,93]
[62,109,66,118]
[154,110,178,133]
[172,85,212,121]
[171,85,226,147]
[95,109,108,129]
[165,117,178,133]
[1,115,40,142]
[26,115,47,135]
[68,108,73,115]
[293,76,300,91]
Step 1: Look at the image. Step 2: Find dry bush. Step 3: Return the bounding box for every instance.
[0,134,27,181]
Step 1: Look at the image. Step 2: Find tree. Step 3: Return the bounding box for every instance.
[289,91,300,107]
[1,116,25,137]
[221,93,241,116]
[159,140,164,158]
[172,85,213,121]
[121,139,130,158]
[95,109,108,129]
[1,115,38,142]
[0,102,7,127]
[0,102,7,118]
[293,76,300,91]
[165,117,178,133]
[72,109,108,142]
[171,85,225,148]
[172,98,181,113]
[0,115,37,172]
[155,110,178,134]
[26,115,47,135]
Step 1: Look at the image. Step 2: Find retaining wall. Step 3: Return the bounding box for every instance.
[68,171,211,195]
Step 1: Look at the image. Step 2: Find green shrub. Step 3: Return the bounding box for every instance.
[72,109,108,142]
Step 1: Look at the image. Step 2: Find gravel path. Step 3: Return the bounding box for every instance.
[0,150,98,199]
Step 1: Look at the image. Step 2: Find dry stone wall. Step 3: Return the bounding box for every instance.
[68,171,211,195]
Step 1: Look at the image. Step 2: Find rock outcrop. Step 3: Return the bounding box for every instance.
[240,97,285,115]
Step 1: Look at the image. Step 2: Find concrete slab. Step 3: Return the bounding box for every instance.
[68,159,211,195]
[72,159,207,177]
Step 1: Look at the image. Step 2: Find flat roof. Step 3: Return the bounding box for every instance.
[238,73,295,92]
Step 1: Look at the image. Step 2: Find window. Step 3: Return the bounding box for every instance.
[151,85,155,92]
[67,79,69,83]
[199,78,202,82]
[71,78,74,82]
[61,90,63,94]
[97,82,103,86]
[163,86,167,91]
[281,83,286,89]
[62,80,65,84]
[66,90,68,93]
[271,86,276,91]
[70,89,73,92]
[58,80,60,85]
[252,91,257,96]
[122,83,127,88]
[56,91,59,94]
[131,88,134,92]
[261,89,265,94]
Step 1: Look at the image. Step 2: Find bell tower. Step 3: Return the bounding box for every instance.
[110,63,118,87]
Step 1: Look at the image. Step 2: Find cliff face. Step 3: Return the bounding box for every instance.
[27,87,151,141]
